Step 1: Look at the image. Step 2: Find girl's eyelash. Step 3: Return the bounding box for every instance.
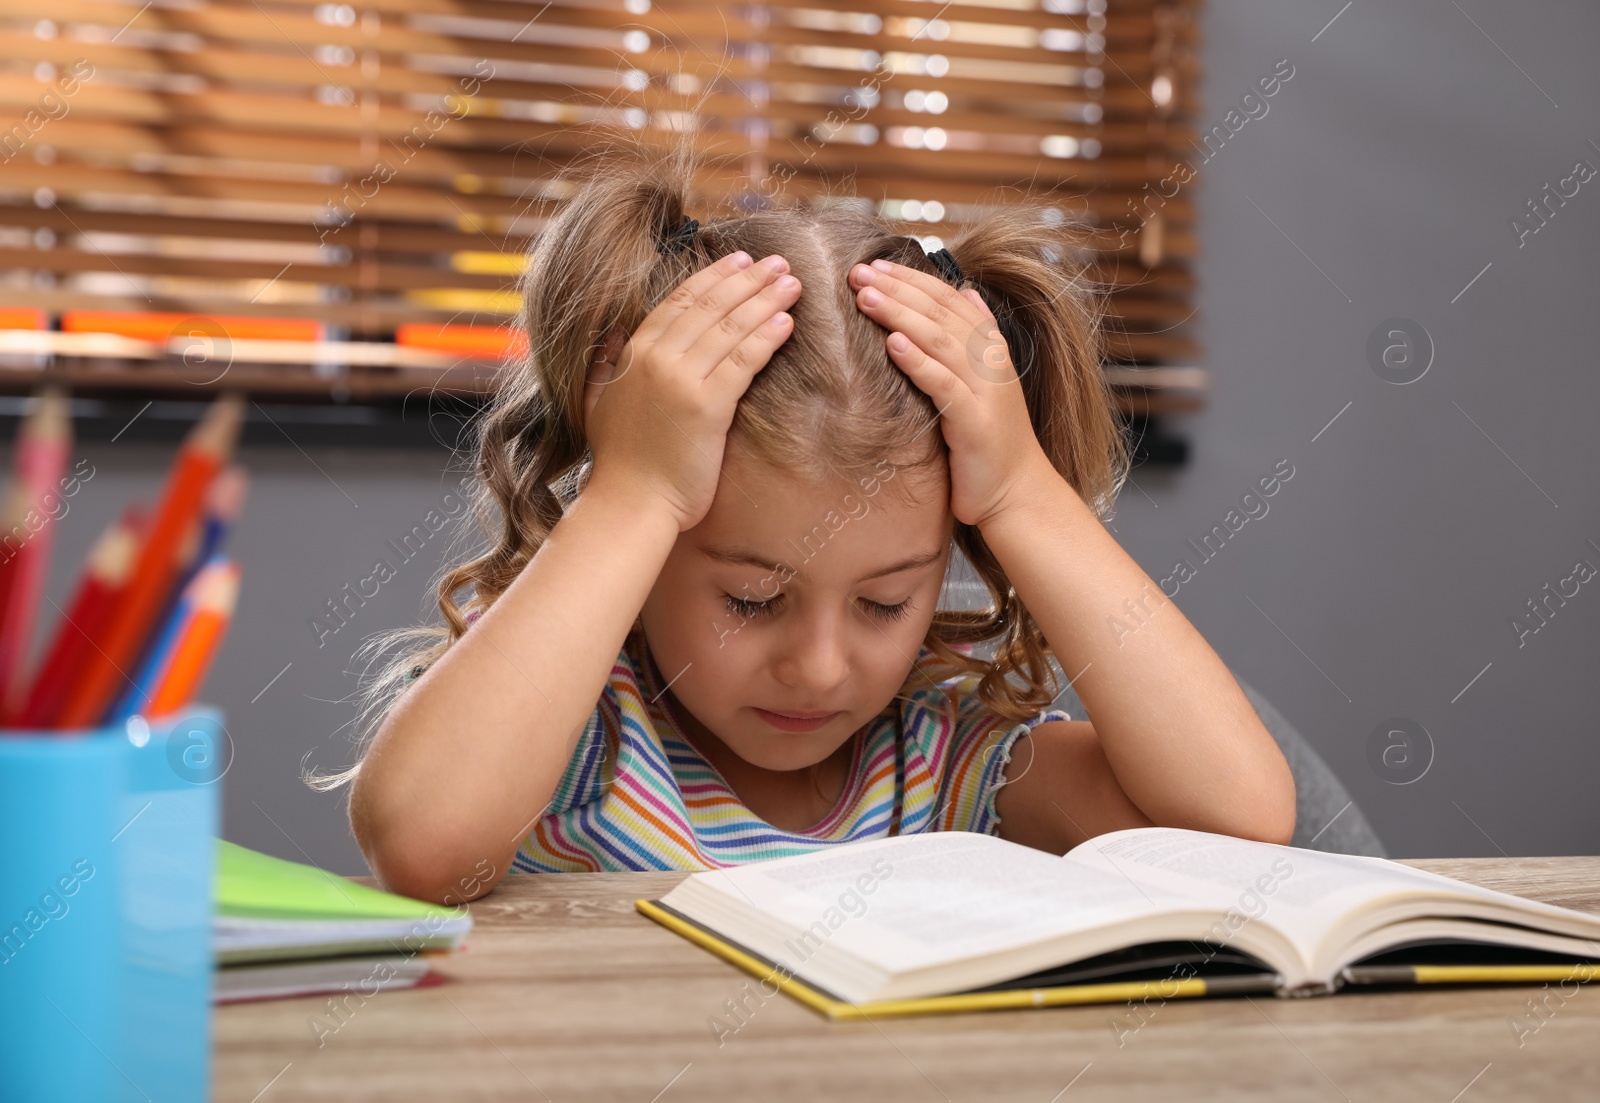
[866,598,914,621]
[723,594,773,619]
[722,594,913,622]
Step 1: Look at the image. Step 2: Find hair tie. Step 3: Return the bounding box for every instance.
[925,246,964,286]
[658,214,699,255]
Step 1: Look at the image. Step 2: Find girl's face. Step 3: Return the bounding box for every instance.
[639,444,955,775]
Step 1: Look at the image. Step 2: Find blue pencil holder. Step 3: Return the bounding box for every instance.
[0,707,226,1103]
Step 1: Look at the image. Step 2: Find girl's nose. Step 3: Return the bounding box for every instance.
[773,616,851,697]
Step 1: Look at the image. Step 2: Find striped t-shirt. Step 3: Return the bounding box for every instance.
[509,628,1073,873]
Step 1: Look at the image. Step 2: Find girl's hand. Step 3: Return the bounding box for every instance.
[583,251,801,532]
[847,259,1050,528]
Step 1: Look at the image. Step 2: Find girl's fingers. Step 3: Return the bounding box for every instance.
[849,261,1003,381]
[706,307,795,397]
[633,249,754,344]
[689,271,801,375]
[856,260,987,330]
[882,324,971,415]
[852,279,969,375]
[656,253,793,359]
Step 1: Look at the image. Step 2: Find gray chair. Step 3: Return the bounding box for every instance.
[1045,674,1387,857]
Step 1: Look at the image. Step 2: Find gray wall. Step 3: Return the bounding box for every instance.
[1120,0,1599,858]
[50,0,1593,872]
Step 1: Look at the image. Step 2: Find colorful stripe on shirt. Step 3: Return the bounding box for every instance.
[511,629,1072,873]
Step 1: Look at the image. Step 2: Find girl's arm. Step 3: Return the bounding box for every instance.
[349,479,680,904]
[351,249,801,903]
[980,466,1296,848]
[844,256,1294,849]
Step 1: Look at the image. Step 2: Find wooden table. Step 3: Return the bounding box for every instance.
[215,857,1600,1102]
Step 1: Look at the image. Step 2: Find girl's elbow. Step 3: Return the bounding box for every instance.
[364,834,509,906]
[368,852,453,905]
[1225,733,1297,846]
[1194,758,1295,847]
[1239,801,1296,847]
[1237,770,1297,847]
[352,797,509,906]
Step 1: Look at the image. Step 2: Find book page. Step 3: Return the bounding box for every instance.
[1063,827,1541,951]
[700,832,1198,971]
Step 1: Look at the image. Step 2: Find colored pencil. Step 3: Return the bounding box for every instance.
[145,558,240,718]
[108,466,248,719]
[0,388,70,715]
[0,484,33,703]
[55,393,244,729]
[100,514,201,723]
[184,465,248,593]
[111,555,231,722]
[12,505,143,729]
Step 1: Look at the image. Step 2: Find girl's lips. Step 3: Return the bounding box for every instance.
[752,707,840,732]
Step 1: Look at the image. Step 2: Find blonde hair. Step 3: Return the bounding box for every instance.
[306,125,1128,793]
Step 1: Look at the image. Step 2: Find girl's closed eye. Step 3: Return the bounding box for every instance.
[721,592,915,622]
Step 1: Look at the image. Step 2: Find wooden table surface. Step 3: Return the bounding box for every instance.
[215,856,1600,1102]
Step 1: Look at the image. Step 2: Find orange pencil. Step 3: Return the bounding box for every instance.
[146,559,240,717]
[55,393,244,729]
[0,387,70,715]
[12,506,143,729]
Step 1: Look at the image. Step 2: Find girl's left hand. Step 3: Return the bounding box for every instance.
[847,258,1049,528]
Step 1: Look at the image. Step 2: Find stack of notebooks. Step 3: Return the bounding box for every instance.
[215,841,472,1004]
[637,826,1600,1020]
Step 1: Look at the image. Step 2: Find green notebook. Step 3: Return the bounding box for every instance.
[215,839,472,966]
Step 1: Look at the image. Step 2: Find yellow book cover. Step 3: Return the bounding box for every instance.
[635,898,1275,1021]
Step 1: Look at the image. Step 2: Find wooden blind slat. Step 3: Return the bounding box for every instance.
[0,86,1195,185]
[20,0,1183,92]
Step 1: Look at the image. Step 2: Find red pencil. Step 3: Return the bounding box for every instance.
[0,484,31,700]
[55,393,244,729]
[11,506,143,729]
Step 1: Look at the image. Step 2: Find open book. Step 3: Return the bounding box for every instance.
[635,827,1600,1020]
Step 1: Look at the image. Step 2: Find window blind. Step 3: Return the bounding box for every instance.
[0,0,1201,414]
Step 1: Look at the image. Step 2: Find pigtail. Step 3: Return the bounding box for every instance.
[943,212,1129,518]
[306,127,739,793]
[872,208,1131,725]
[459,149,716,615]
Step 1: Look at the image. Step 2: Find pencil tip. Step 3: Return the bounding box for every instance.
[190,391,246,457]
[206,465,250,522]
[27,385,70,439]
[192,557,242,610]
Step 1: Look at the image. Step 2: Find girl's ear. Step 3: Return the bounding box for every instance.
[583,326,628,428]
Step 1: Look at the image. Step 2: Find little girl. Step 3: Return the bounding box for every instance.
[317,140,1296,905]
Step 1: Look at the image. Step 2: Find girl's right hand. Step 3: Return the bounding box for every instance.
[582,251,801,532]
